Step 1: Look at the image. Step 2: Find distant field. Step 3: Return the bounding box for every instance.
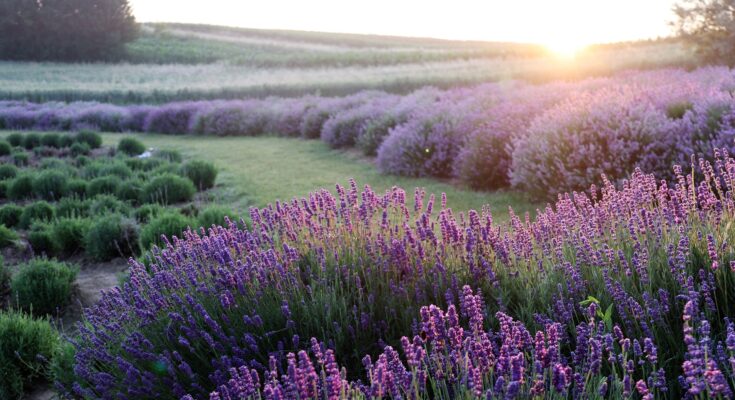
[0,23,693,103]
[93,133,540,221]
[125,23,546,67]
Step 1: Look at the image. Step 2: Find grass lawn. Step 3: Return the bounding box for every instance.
[96,133,540,221]
[0,131,540,222]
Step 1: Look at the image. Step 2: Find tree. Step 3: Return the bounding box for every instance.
[673,0,735,65]
[0,0,138,61]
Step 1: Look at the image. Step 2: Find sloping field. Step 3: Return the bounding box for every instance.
[0,23,692,103]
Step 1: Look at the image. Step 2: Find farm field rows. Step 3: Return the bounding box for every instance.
[0,23,691,103]
[125,23,546,67]
[5,67,735,201]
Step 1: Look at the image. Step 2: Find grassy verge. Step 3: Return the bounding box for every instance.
[0,131,540,221]
[94,133,539,221]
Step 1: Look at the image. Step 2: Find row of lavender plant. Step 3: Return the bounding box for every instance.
[59,148,735,399]
[3,67,735,198]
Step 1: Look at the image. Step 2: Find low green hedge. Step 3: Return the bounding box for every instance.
[0,311,59,400]
[11,258,77,316]
[0,164,17,180]
[140,173,195,205]
[117,137,146,156]
[85,214,140,261]
[0,140,11,156]
[198,205,240,229]
[19,201,55,229]
[75,131,102,149]
[180,160,217,190]
[32,170,69,201]
[51,218,91,255]
[0,225,18,248]
[87,175,121,197]
[28,223,59,256]
[0,205,22,228]
[8,174,34,200]
[140,211,194,250]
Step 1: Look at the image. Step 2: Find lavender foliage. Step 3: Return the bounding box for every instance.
[4,67,735,196]
[61,148,735,398]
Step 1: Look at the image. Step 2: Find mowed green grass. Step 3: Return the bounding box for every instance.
[92,133,539,222]
[0,131,540,221]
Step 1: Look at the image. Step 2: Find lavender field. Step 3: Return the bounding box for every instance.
[58,159,735,399]
[3,1,735,399]
[3,67,735,200]
[3,66,735,398]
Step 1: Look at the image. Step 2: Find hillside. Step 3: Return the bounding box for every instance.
[0,23,694,103]
[125,23,548,67]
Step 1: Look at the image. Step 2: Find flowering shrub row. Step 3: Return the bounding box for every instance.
[59,148,735,398]
[204,291,733,400]
[4,67,735,197]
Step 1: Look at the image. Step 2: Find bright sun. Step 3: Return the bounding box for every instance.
[545,39,588,59]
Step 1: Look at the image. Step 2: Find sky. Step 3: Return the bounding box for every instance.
[130,0,677,51]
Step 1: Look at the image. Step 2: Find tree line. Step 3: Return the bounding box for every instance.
[0,0,137,61]
[0,0,734,65]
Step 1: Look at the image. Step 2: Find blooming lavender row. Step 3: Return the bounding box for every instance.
[206,288,734,399]
[4,67,735,197]
[60,147,735,398]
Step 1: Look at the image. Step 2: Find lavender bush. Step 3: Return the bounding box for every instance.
[356,87,443,156]
[4,68,735,198]
[262,97,316,138]
[295,91,381,140]
[376,103,466,178]
[321,95,400,148]
[123,105,156,132]
[673,97,735,160]
[453,83,571,190]
[143,102,204,135]
[61,148,735,398]
[510,87,682,198]
[72,104,130,132]
[190,101,267,136]
[298,98,345,139]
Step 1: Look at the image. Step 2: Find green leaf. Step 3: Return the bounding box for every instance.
[579,296,600,307]
[604,304,614,331]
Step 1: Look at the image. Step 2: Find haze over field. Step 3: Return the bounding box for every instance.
[130,0,678,54]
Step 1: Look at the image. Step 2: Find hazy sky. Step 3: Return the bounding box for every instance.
[130,0,677,48]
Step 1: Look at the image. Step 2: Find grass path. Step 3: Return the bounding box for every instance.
[101,134,540,221]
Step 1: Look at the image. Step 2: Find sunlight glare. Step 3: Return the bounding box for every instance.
[545,39,587,58]
[129,1,675,45]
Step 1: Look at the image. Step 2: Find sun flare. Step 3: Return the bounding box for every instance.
[545,39,587,58]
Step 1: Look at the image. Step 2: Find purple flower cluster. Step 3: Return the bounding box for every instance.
[6,68,735,196]
[205,287,669,399]
[58,146,735,398]
[680,299,734,398]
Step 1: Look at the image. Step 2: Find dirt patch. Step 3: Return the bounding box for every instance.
[57,257,129,334]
